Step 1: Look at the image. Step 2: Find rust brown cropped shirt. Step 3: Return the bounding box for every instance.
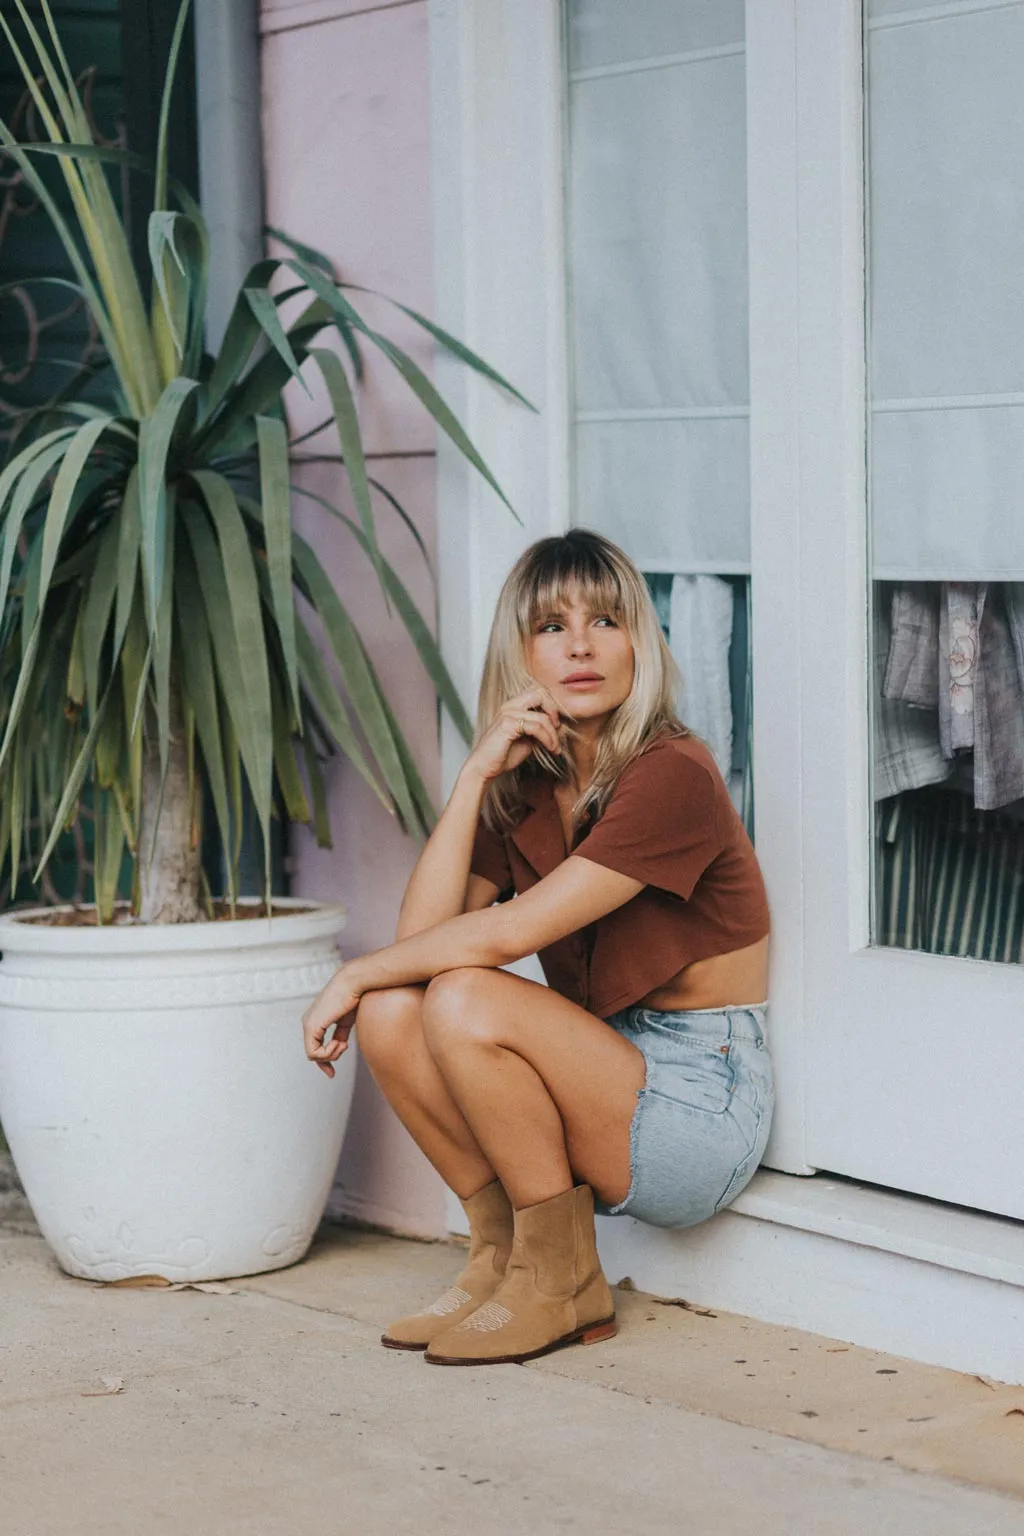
[469,730,771,1018]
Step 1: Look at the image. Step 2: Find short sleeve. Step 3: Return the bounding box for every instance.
[574,744,722,900]
[470,815,514,896]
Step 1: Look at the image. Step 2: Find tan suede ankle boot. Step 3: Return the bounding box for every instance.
[381,1178,515,1350]
[423,1183,617,1366]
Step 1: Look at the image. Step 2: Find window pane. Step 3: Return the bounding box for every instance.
[566,0,743,73]
[564,0,749,572]
[866,0,1024,960]
[866,0,1024,580]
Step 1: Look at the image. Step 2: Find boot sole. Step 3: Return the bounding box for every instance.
[423,1315,618,1367]
[380,1335,428,1351]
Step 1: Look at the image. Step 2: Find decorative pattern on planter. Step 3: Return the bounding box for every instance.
[62,1222,312,1283]
[0,961,340,1013]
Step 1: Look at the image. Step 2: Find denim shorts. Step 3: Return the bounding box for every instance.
[592,1003,775,1229]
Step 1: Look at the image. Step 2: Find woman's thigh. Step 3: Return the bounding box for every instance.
[421,968,647,1210]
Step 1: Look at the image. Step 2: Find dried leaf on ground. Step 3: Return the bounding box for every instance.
[98,1274,172,1288]
[613,1275,716,1315]
[94,1276,237,1293]
[81,1376,124,1397]
[167,1281,239,1294]
[649,1295,717,1318]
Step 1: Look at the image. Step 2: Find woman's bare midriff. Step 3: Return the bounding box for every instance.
[634,934,770,1012]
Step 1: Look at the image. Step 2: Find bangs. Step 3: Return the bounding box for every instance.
[516,534,629,632]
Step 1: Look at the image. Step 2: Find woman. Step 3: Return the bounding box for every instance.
[301,529,773,1368]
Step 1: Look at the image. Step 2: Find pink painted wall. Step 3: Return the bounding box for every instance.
[260,0,448,1238]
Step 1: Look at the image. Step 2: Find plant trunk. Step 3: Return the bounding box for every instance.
[138,684,203,924]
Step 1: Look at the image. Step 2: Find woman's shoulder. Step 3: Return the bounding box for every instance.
[619,728,721,793]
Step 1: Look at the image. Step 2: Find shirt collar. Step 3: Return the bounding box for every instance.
[510,774,597,877]
[509,775,564,877]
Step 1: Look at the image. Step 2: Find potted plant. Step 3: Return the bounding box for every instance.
[0,0,526,1281]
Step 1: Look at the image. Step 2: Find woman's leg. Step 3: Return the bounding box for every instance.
[418,967,645,1365]
[420,966,647,1211]
[357,986,517,1351]
[353,985,496,1199]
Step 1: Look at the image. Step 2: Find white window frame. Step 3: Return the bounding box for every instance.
[427,0,872,1184]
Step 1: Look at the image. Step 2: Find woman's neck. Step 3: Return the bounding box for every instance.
[567,721,602,791]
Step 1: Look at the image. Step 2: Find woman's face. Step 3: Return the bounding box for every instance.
[525,584,635,728]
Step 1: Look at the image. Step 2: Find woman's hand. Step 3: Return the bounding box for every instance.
[302,965,363,1078]
[463,684,565,782]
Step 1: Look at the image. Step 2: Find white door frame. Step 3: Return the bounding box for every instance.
[425,0,1024,1362]
[428,0,571,753]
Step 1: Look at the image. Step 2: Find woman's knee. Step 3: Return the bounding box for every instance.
[421,968,503,1051]
[354,985,425,1068]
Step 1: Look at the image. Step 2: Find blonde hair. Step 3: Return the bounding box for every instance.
[476,528,690,836]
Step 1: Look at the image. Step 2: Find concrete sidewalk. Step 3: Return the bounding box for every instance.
[3,1204,1024,1535]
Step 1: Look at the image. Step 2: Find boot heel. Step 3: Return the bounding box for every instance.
[580,1317,617,1345]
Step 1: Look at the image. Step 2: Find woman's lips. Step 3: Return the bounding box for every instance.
[561,676,604,690]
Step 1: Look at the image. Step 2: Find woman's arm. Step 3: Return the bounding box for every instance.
[394,683,565,940]
[393,763,490,940]
[302,854,644,1069]
[370,854,644,984]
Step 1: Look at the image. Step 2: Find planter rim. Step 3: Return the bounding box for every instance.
[0,896,347,956]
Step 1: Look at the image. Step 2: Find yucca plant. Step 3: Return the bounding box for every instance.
[0,0,528,923]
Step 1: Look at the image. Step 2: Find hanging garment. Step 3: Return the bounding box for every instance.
[881,581,1024,810]
[668,574,734,781]
[876,786,1024,963]
[937,582,983,756]
[875,583,951,799]
[882,581,940,707]
[968,584,1024,810]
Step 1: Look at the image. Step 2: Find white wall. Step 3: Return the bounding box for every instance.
[260,0,449,1238]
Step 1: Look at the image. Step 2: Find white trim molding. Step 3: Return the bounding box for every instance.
[260,0,419,36]
[597,1170,1024,1385]
[428,0,571,798]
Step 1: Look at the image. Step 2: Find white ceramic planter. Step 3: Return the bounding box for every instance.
[0,898,355,1282]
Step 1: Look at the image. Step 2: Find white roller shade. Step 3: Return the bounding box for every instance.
[867,0,1024,579]
[565,2,749,571]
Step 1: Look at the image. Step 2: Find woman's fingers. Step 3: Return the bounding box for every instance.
[303,1005,341,1063]
[500,702,561,753]
[324,1021,353,1059]
[517,712,561,751]
[304,1017,351,1076]
[302,967,361,1078]
[463,682,566,782]
[513,684,562,732]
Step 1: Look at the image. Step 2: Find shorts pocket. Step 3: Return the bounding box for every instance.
[712,1070,775,1213]
[644,1042,735,1115]
[624,1087,751,1228]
